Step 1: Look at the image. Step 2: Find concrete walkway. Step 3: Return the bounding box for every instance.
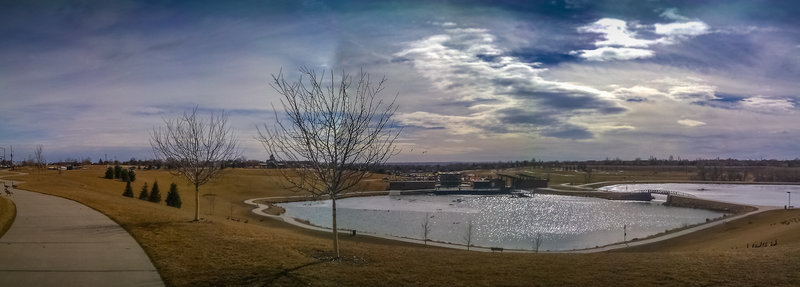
[0,184,164,286]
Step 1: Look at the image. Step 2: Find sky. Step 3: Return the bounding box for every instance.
[1,0,800,163]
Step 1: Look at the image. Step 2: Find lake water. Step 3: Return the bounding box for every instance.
[599,183,800,207]
[279,194,724,251]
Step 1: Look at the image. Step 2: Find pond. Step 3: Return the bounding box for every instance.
[278,194,725,251]
[599,183,800,207]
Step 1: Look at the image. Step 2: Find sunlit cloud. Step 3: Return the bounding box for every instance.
[740,96,796,113]
[677,119,707,127]
[572,10,710,61]
[394,25,626,140]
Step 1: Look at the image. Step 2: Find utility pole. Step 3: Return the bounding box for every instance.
[9,145,13,171]
[0,147,5,167]
[788,192,792,209]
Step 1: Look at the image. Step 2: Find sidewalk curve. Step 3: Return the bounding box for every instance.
[0,186,164,287]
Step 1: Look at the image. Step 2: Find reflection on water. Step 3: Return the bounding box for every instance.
[279,194,724,251]
[600,183,800,207]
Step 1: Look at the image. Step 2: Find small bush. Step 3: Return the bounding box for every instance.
[128,169,136,182]
[123,181,134,197]
[105,167,114,179]
[139,182,149,200]
[166,183,182,208]
[148,181,161,203]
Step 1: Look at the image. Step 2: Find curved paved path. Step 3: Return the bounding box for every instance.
[0,184,164,287]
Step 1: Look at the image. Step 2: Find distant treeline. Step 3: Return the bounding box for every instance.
[38,156,800,182]
[381,158,800,183]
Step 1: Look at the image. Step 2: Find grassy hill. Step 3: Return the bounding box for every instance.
[2,167,799,286]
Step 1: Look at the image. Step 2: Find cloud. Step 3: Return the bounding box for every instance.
[394,26,626,140]
[654,21,710,44]
[666,82,718,102]
[571,46,654,61]
[577,18,655,48]
[572,11,710,61]
[740,96,795,113]
[677,119,706,127]
[659,8,690,22]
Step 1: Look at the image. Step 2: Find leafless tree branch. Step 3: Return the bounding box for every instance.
[258,67,401,257]
[34,144,45,173]
[151,107,240,221]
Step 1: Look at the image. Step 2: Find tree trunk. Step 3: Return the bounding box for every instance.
[194,183,200,221]
[332,196,339,258]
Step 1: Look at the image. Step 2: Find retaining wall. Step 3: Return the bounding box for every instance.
[664,195,756,214]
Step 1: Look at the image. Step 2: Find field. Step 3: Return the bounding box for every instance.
[2,166,800,286]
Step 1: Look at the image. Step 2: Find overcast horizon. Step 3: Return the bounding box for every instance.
[2,1,800,163]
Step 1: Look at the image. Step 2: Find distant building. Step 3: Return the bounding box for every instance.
[439,172,462,187]
[472,179,506,189]
[497,173,548,189]
[260,154,281,168]
[388,181,436,190]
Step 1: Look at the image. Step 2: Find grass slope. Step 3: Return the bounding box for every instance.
[0,194,15,238]
[6,166,800,286]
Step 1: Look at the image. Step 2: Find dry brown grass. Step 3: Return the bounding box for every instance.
[0,194,15,238]
[4,166,800,286]
[623,209,800,252]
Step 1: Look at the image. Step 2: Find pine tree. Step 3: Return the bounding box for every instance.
[123,181,134,197]
[148,181,161,203]
[128,169,136,182]
[120,169,129,182]
[166,183,182,208]
[138,182,149,200]
[105,167,114,179]
[114,165,123,178]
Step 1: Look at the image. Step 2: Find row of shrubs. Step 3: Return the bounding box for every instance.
[105,165,136,182]
[124,181,182,208]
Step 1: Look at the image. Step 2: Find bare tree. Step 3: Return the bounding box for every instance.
[463,220,474,251]
[34,144,45,173]
[532,232,542,253]
[258,67,401,258]
[151,107,239,221]
[421,213,431,246]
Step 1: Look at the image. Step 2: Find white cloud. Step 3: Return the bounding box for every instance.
[394,26,626,139]
[613,85,663,97]
[740,96,795,113]
[654,21,710,44]
[578,18,655,48]
[660,8,690,21]
[666,82,718,102]
[573,46,654,61]
[395,111,488,135]
[677,119,706,127]
[572,11,710,61]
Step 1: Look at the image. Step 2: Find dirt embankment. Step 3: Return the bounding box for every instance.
[665,195,756,214]
[537,189,653,201]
